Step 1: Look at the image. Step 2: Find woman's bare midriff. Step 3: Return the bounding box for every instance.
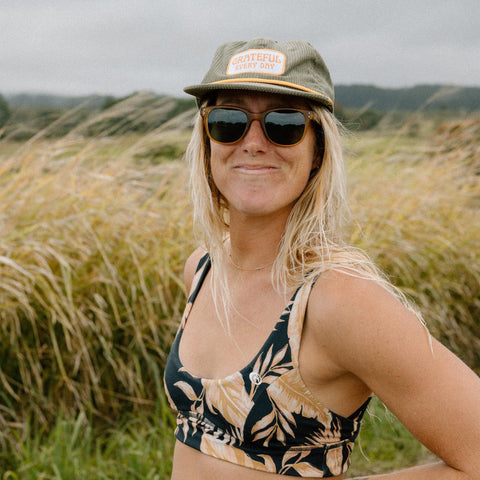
[170,441,344,480]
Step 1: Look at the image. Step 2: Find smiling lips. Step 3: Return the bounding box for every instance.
[233,164,279,173]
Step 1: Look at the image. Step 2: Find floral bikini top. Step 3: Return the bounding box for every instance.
[164,254,371,477]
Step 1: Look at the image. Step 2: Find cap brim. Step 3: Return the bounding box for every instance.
[184,82,334,112]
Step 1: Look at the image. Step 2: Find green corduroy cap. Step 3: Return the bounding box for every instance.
[184,38,334,112]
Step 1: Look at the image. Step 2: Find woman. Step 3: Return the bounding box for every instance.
[163,38,480,479]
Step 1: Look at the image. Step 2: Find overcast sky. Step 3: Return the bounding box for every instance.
[1,0,479,98]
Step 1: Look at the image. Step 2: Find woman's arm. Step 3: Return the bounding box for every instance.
[309,271,480,480]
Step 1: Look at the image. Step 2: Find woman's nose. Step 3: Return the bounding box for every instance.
[242,119,269,154]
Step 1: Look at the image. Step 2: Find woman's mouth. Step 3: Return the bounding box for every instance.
[233,164,278,173]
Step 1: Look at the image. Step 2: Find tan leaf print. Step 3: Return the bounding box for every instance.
[272,424,285,444]
[163,378,175,408]
[257,454,277,472]
[203,372,254,432]
[252,424,275,445]
[177,414,190,440]
[287,283,312,357]
[259,344,274,376]
[267,369,332,428]
[251,407,294,446]
[264,344,292,379]
[281,448,309,466]
[174,381,199,402]
[278,412,295,437]
[290,460,328,476]
[200,435,268,471]
[251,410,275,436]
[270,342,289,369]
[325,445,345,476]
[279,449,317,476]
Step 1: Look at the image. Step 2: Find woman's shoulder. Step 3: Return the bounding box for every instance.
[307,268,427,371]
[309,268,398,317]
[307,269,422,352]
[183,246,208,293]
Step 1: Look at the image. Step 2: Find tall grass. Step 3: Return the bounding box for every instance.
[3,396,176,479]
[0,104,197,455]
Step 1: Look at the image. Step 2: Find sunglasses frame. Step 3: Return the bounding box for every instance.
[201,105,315,147]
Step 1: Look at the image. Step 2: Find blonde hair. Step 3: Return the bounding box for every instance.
[187,101,422,331]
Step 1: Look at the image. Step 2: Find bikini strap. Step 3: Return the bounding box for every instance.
[287,277,318,367]
[180,252,211,329]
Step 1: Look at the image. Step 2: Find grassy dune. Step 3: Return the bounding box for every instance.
[0,98,478,477]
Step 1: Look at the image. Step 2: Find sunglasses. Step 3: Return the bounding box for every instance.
[201,106,315,147]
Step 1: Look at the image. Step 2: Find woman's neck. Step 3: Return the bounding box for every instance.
[227,209,289,270]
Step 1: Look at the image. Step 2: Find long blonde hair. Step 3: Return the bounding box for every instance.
[186,100,422,331]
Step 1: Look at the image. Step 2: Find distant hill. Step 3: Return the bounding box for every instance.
[5,85,480,112]
[335,84,480,111]
[5,93,111,109]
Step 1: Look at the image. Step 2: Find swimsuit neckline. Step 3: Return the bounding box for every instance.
[175,255,301,383]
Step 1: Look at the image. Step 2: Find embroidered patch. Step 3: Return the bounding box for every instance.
[226,49,286,76]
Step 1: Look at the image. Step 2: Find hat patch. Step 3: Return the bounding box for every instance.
[226,49,286,76]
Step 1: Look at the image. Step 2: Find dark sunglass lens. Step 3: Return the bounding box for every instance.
[208,108,248,144]
[265,110,306,145]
